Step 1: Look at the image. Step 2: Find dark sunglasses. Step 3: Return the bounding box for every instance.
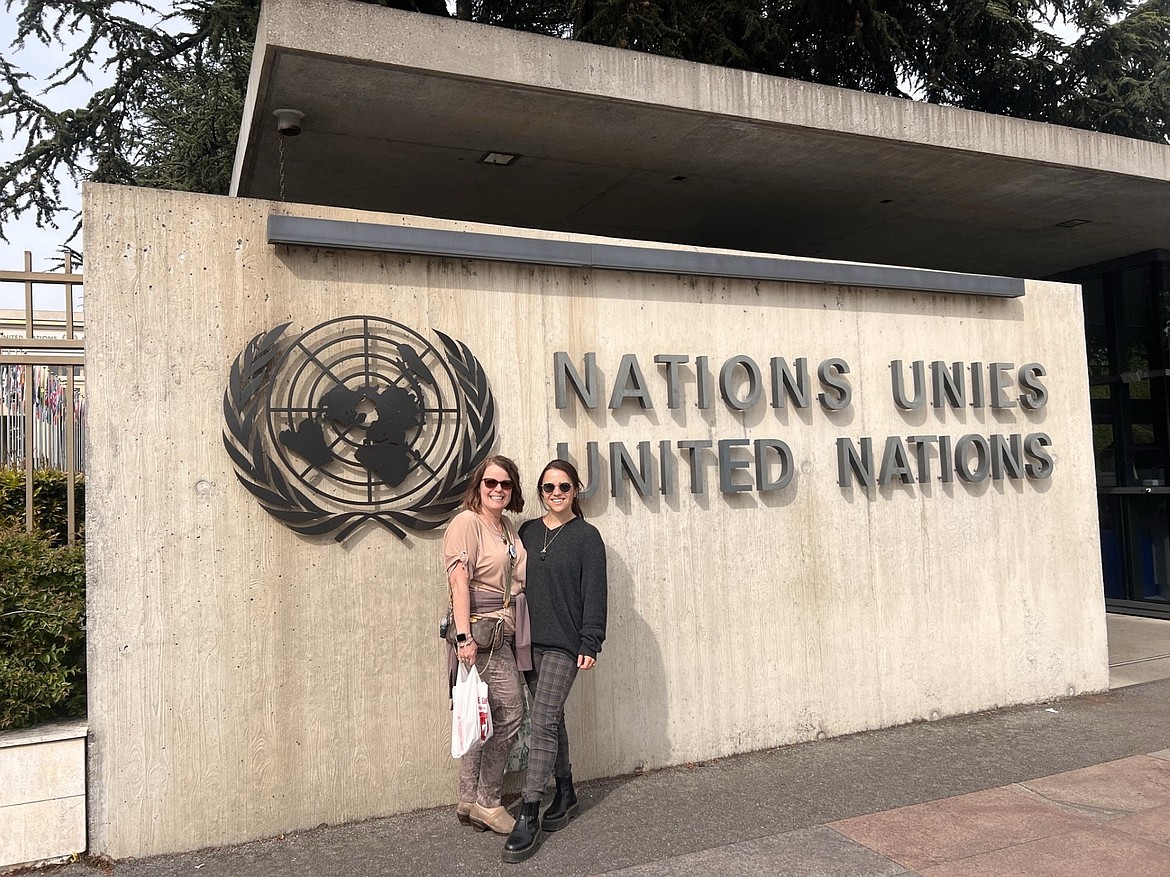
[482,478,514,490]
[541,481,574,494]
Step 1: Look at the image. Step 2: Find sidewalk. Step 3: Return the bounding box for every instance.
[30,615,1170,877]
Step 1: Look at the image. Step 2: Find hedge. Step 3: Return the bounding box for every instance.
[0,468,85,545]
[0,468,87,731]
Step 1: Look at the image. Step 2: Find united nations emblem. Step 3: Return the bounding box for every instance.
[223,316,496,542]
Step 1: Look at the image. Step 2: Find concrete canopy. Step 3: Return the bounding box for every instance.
[232,0,1170,279]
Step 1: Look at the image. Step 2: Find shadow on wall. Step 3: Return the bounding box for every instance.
[566,545,670,783]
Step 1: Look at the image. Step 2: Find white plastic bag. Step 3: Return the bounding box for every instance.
[451,664,493,758]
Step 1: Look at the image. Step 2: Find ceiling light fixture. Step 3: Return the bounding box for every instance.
[479,152,519,166]
[273,108,304,137]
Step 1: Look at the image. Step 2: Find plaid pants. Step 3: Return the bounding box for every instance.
[458,641,524,808]
[521,646,578,804]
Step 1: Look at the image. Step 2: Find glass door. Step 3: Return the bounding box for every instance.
[1072,256,1170,618]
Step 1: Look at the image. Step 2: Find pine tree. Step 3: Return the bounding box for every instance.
[1059,0,1170,140]
[1,0,261,238]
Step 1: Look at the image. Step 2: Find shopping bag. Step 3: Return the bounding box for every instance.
[451,664,493,758]
[476,670,493,745]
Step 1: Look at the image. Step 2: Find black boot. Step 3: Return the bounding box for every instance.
[502,801,543,863]
[541,776,579,832]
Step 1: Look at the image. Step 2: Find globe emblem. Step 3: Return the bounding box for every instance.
[264,317,461,508]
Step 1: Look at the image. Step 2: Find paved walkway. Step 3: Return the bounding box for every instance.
[28,615,1170,877]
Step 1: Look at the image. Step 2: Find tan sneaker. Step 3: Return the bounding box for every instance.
[456,801,474,825]
[469,803,515,835]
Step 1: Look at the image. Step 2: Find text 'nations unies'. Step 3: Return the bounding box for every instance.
[550,353,1054,498]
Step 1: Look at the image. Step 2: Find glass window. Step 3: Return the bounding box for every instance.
[1122,377,1168,486]
[1159,265,1170,366]
[1094,422,1117,486]
[1127,421,1166,487]
[1119,266,1155,373]
[1074,257,1170,615]
[1081,277,1112,379]
[1125,496,1170,603]
[1081,276,1106,325]
[1099,497,1125,599]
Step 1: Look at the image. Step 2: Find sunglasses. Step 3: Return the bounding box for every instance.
[541,481,574,494]
[481,477,513,490]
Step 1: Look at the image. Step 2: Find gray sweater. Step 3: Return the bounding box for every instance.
[518,517,608,659]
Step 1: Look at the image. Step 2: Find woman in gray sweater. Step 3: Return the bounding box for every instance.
[503,459,607,863]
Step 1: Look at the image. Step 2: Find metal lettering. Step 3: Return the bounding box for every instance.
[891,359,926,410]
[678,439,714,493]
[770,357,809,409]
[954,434,991,482]
[719,356,763,411]
[818,358,852,411]
[554,351,598,409]
[659,439,676,495]
[990,361,1016,408]
[608,354,653,410]
[878,436,915,485]
[1018,363,1048,409]
[990,434,1025,480]
[717,439,753,492]
[754,439,793,490]
[908,435,938,482]
[931,361,965,409]
[836,437,874,487]
[696,356,712,410]
[654,354,690,409]
[939,434,955,483]
[1024,433,1054,479]
[969,361,985,408]
[609,441,654,497]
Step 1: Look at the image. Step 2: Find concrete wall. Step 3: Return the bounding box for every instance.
[0,721,87,869]
[83,184,1107,858]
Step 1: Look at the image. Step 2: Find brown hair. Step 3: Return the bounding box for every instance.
[537,459,585,520]
[462,455,525,514]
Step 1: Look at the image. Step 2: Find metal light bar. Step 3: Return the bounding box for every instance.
[267,215,1027,298]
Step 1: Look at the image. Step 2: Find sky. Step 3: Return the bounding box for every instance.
[0,4,177,308]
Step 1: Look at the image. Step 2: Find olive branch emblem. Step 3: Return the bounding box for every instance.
[222,322,496,543]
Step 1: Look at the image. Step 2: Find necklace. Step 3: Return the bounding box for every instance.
[540,516,572,560]
[479,514,506,542]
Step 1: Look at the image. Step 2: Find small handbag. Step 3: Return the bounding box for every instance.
[443,518,514,653]
[441,609,505,650]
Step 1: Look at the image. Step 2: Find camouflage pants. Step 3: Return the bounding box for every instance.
[458,641,524,808]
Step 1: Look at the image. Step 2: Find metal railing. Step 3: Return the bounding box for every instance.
[0,251,85,542]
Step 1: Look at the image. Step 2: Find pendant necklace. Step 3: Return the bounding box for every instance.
[540,517,570,560]
[481,514,506,542]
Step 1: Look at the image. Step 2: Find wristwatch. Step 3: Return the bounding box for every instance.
[456,632,469,644]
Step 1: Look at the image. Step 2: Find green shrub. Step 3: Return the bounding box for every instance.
[0,528,86,730]
[0,468,85,545]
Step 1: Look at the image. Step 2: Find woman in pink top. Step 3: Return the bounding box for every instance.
[442,455,529,835]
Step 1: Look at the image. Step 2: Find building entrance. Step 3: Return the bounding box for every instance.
[1062,252,1170,617]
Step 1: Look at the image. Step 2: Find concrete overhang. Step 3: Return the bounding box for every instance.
[232,0,1170,279]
